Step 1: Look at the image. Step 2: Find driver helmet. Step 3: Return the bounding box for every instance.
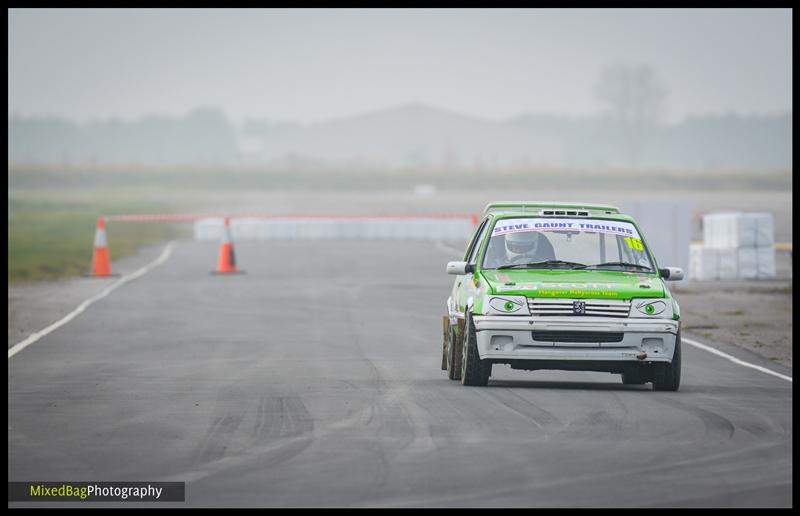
[505,230,540,259]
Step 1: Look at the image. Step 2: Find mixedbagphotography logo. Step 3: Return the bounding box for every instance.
[8,482,185,502]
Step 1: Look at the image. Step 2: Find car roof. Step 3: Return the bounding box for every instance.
[483,201,621,215]
[487,210,637,224]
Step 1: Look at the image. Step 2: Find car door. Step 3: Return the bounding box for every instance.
[455,217,491,315]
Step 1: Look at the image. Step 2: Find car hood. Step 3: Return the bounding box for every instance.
[480,269,665,300]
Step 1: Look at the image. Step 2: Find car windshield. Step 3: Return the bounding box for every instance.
[481,217,655,272]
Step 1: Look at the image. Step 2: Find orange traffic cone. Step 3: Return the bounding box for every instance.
[211,217,245,274]
[87,216,116,277]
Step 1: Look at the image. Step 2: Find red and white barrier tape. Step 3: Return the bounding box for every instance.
[104,213,478,222]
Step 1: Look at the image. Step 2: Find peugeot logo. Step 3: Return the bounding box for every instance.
[573,301,586,315]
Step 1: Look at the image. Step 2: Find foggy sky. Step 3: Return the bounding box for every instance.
[8,8,792,124]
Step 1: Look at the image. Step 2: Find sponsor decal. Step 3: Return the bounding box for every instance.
[496,283,539,292]
[496,282,621,297]
[492,218,639,238]
[537,289,621,298]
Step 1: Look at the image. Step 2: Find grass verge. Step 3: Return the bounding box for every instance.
[8,197,182,283]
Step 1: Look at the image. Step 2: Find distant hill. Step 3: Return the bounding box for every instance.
[8,104,792,169]
[8,108,239,165]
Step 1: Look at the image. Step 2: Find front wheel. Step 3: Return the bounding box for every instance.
[461,313,491,386]
[652,330,682,391]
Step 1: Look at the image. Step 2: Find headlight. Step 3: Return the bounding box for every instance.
[632,298,671,318]
[485,296,529,315]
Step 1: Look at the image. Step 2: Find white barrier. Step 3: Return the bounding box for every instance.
[738,247,777,279]
[193,218,268,240]
[703,212,774,248]
[689,245,740,281]
[690,212,776,280]
[193,218,474,241]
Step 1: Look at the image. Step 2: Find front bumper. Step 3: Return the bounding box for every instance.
[473,315,679,363]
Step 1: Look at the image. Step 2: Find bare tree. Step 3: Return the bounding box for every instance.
[596,62,667,168]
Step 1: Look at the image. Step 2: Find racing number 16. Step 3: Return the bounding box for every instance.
[624,236,644,251]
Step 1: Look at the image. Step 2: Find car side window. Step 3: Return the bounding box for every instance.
[462,219,488,262]
[468,218,492,265]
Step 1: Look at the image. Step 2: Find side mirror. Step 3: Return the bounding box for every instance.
[446,261,475,275]
[659,267,684,281]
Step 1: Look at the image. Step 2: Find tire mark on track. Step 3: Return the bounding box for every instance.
[478,388,562,430]
[405,383,489,453]
[192,386,247,464]
[558,410,625,440]
[651,396,736,441]
[554,391,635,441]
[180,393,315,483]
[252,395,314,444]
[389,440,788,508]
[339,283,418,489]
[610,391,642,436]
[194,414,245,464]
[699,393,790,440]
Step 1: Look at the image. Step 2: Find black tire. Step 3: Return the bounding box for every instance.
[441,316,449,371]
[460,313,491,386]
[621,368,647,385]
[652,329,681,391]
[446,324,462,381]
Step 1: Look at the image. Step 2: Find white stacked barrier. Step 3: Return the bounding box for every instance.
[690,212,776,280]
[193,217,474,241]
[703,212,774,248]
[737,247,777,279]
[689,245,739,280]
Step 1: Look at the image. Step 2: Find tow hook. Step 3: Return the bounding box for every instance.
[636,352,648,360]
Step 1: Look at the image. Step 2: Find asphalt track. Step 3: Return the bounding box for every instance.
[8,240,793,507]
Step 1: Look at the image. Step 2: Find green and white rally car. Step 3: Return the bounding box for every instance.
[442,202,684,390]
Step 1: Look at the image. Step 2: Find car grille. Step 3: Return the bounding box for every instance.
[527,298,631,318]
[531,330,625,343]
